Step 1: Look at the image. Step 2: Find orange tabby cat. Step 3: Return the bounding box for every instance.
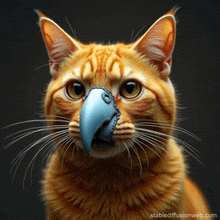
[36,9,212,220]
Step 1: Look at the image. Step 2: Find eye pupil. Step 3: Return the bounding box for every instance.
[66,82,85,99]
[74,82,84,95]
[120,81,141,99]
[126,82,135,94]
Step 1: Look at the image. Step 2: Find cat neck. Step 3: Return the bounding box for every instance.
[43,139,186,219]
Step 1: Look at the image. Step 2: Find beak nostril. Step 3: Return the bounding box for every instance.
[80,87,120,155]
[102,92,111,104]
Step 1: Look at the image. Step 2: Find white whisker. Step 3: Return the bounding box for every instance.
[61,138,76,172]
[135,127,203,165]
[10,129,68,184]
[3,118,69,129]
[124,141,133,174]
[34,63,49,71]
[41,144,55,167]
[28,133,71,186]
[133,121,201,141]
[135,136,164,161]
[135,132,168,153]
[135,127,199,155]
[11,129,67,169]
[127,140,142,179]
[133,137,149,170]
[70,140,78,161]
[5,125,68,140]
[131,25,146,42]
[65,17,77,38]
[41,115,70,122]
[4,124,69,150]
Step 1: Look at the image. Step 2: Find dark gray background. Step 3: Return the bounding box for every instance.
[1,0,219,219]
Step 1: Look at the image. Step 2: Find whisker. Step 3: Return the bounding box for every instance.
[135,133,167,162]
[124,141,133,174]
[134,136,164,161]
[11,130,68,183]
[40,129,69,165]
[71,140,77,160]
[133,121,200,141]
[139,130,200,160]
[133,137,149,170]
[37,131,70,168]
[178,144,204,166]
[34,63,49,71]
[3,118,69,129]
[135,132,168,153]
[11,129,67,171]
[65,17,77,38]
[131,25,146,42]
[151,131,199,158]
[40,114,70,122]
[4,123,69,150]
[135,128,203,165]
[23,131,69,187]
[41,143,55,167]
[61,138,75,172]
[5,125,68,140]
[127,140,142,179]
[28,133,71,186]
[130,29,134,43]
[135,127,199,155]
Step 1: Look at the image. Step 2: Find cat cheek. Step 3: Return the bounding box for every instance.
[53,92,81,117]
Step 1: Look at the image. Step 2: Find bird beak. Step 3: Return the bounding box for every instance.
[80,87,120,155]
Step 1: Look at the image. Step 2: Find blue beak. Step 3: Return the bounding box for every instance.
[80,87,120,155]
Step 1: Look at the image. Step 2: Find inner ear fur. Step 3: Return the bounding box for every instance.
[36,10,82,77]
[131,10,177,79]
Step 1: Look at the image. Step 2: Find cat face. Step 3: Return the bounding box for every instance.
[38,10,177,159]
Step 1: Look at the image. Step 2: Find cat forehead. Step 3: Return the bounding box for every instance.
[60,45,150,84]
[61,66,147,85]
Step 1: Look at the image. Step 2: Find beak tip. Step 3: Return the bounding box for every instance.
[84,148,91,155]
[80,87,120,156]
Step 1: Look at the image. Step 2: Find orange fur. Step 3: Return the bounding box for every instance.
[37,9,212,219]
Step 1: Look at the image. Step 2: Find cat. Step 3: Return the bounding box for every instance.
[34,8,212,220]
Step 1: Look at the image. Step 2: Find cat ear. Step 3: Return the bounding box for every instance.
[131,9,177,79]
[36,10,82,77]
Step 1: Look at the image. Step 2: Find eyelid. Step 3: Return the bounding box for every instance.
[62,75,90,94]
[121,71,147,85]
[119,78,143,88]
[62,74,77,85]
[62,73,86,86]
[111,77,144,97]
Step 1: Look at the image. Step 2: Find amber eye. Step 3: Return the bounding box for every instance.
[66,82,85,99]
[120,81,141,99]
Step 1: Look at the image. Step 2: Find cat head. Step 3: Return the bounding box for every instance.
[38,9,177,159]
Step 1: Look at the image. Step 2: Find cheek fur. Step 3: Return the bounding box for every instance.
[124,98,155,117]
[121,89,156,117]
[53,91,83,118]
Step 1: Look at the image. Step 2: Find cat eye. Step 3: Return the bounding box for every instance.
[66,82,85,99]
[120,81,141,99]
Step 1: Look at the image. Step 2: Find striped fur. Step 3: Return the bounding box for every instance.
[37,9,212,220]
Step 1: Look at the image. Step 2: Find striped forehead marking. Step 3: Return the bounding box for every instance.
[79,47,123,79]
[122,67,147,84]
